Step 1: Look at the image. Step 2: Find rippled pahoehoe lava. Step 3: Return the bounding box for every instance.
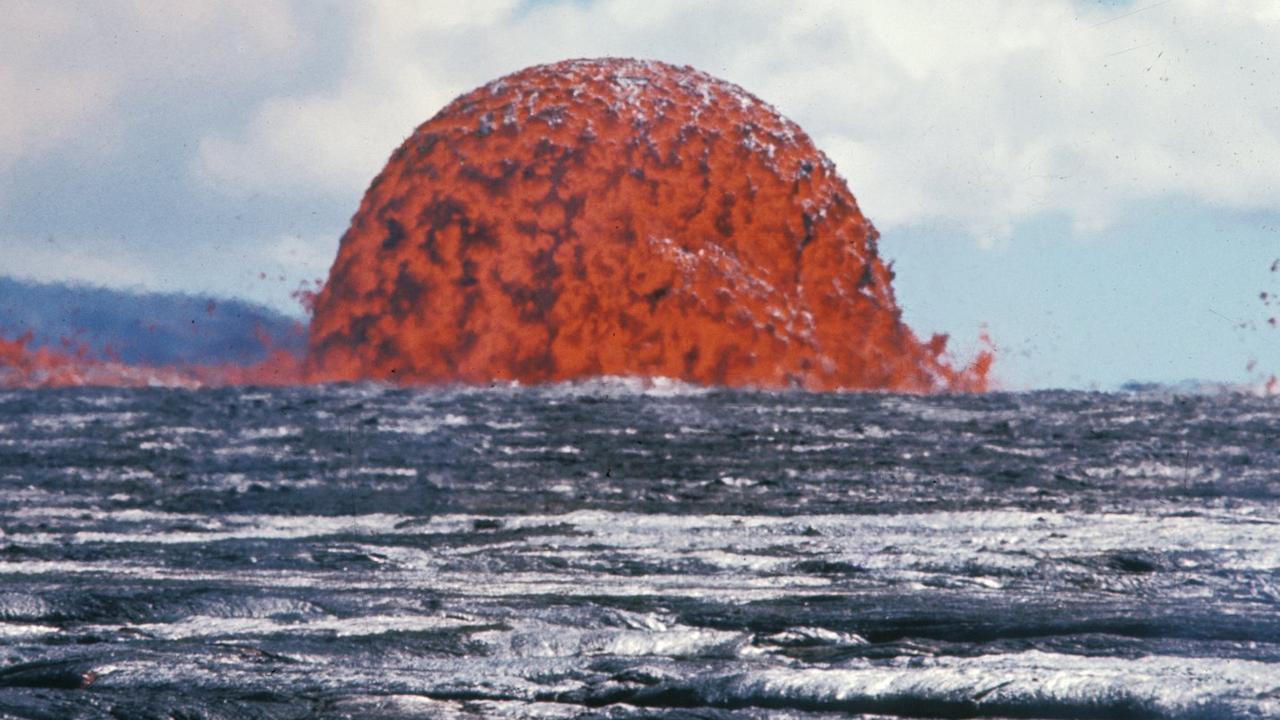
[306,58,990,392]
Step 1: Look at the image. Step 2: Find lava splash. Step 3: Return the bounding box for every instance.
[307,58,990,392]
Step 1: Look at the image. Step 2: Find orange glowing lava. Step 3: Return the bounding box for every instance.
[307,58,990,392]
[0,332,302,389]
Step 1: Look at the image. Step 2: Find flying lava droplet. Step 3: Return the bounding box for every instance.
[306,58,990,392]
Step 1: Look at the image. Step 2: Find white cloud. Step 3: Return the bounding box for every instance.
[0,4,117,171]
[194,0,526,197]
[0,0,302,181]
[14,0,1280,245]
[194,66,451,197]
[1,236,157,290]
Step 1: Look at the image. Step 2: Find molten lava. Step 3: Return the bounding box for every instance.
[307,58,989,391]
[0,331,302,389]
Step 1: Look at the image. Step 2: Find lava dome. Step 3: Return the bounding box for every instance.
[306,58,989,391]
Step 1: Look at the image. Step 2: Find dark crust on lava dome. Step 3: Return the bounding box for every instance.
[306,58,973,391]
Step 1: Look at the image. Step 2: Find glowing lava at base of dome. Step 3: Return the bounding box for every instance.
[306,58,990,392]
[0,332,303,389]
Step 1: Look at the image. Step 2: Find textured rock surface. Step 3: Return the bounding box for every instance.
[307,58,989,391]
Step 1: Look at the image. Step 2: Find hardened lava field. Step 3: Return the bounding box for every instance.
[306,58,989,391]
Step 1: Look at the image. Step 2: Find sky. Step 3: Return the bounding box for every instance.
[2,0,1278,390]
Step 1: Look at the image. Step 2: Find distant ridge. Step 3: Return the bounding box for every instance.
[0,277,305,365]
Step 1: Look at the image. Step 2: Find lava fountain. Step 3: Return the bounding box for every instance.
[1,58,990,391]
[306,58,990,392]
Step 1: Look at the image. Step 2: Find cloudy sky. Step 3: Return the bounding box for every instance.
[3,0,1278,389]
